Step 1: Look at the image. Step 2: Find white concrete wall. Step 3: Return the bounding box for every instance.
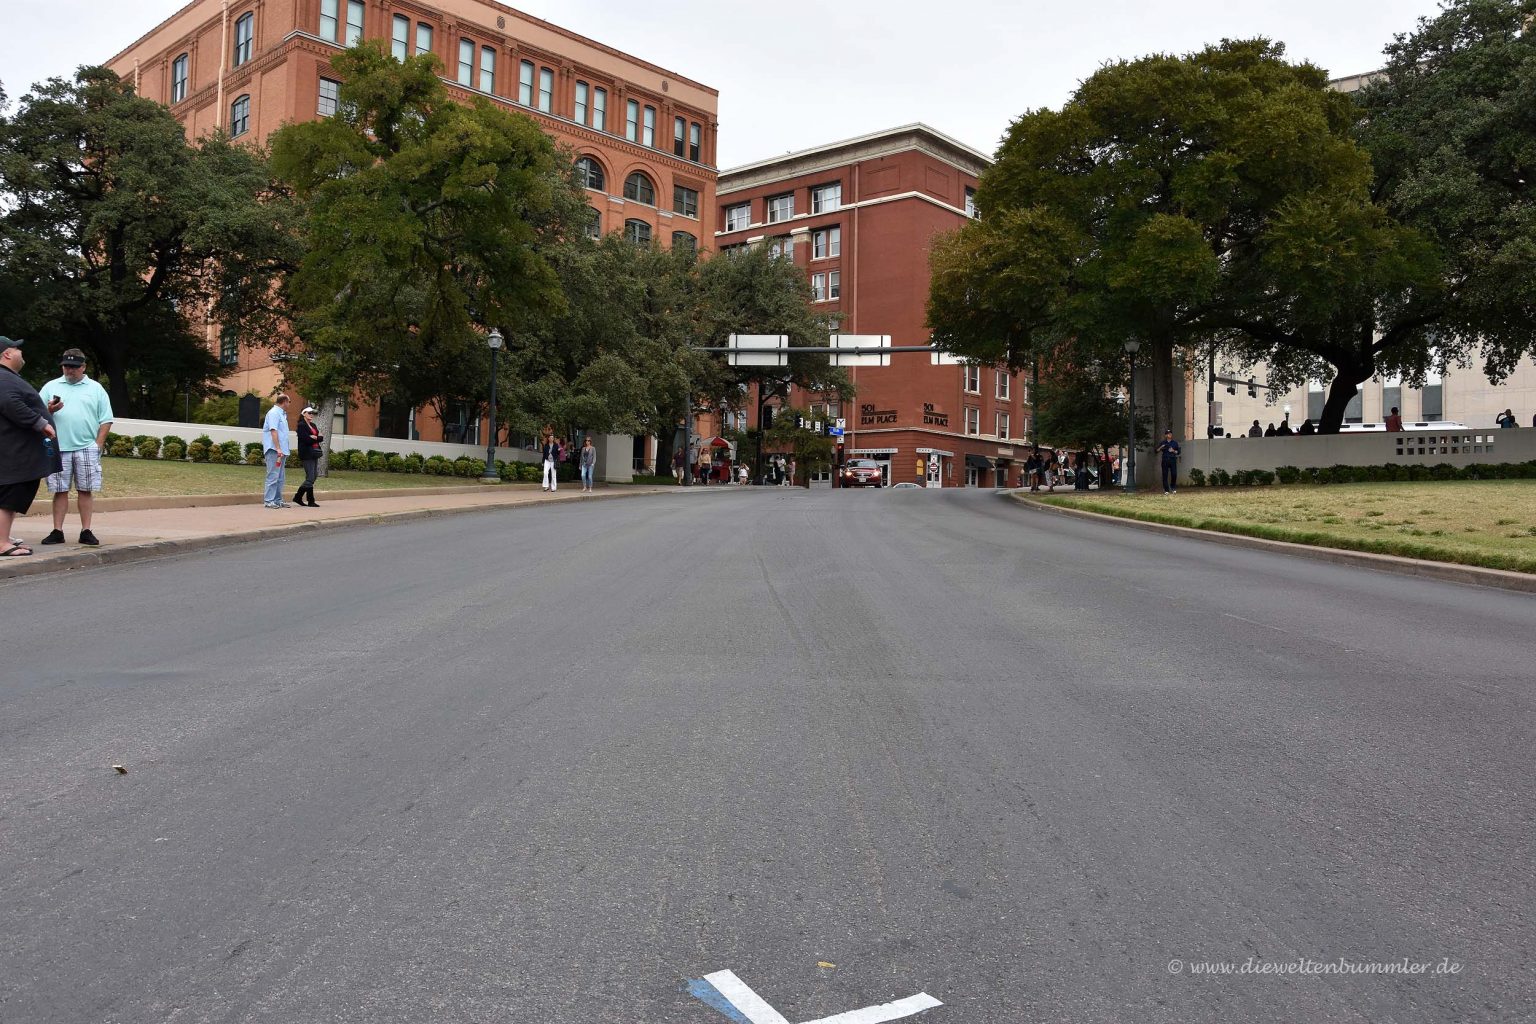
[1181,429,1536,480]
[110,418,539,464]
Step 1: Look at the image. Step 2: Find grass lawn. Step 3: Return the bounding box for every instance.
[96,459,495,498]
[1039,481,1536,574]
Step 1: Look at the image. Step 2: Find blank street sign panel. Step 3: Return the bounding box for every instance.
[831,334,892,367]
[729,334,789,367]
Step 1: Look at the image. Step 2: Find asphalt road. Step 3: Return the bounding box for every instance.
[2,487,1531,1024]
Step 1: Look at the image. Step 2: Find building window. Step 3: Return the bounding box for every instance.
[812,183,841,214]
[457,39,474,86]
[320,0,338,42]
[725,203,750,232]
[519,60,534,105]
[1421,383,1443,420]
[1306,381,1325,422]
[480,46,495,93]
[575,157,605,191]
[964,365,980,393]
[592,87,606,131]
[318,77,340,117]
[538,67,553,112]
[1382,380,1402,421]
[827,270,840,299]
[812,226,839,259]
[230,94,250,137]
[171,53,189,103]
[625,99,639,141]
[673,116,686,157]
[233,12,254,67]
[345,0,363,46]
[392,15,409,60]
[585,208,602,238]
[689,122,701,162]
[996,411,1010,439]
[415,22,433,56]
[575,81,588,124]
[768,236,793,261]
[673,185,698,218]
[642,105,656,147]
[220,328,239,367]
[965,187,978,218]
[965,407,981,436]
[624,219,652,244]
[672,231,697,253]
[812,272,828,301]
[996,370,1010,400]
[623,172,656,205]
[767,192,794,222]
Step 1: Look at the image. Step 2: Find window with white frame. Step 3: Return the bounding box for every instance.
[827,270,840,299]
[538,67,553,112]
[171,54,189,103]
[767,192,794,222]
[479,46,495,93]
[592,87,606,130]
[812,226,840,259]
[995,411,1010,440]
[391,15,409,60]
[965,186,978,218]
[725,203,750,232]
[626,99,639,141]
[519,61,534,105]
[767,236,793,261]
[575,81,588,125]
[964,365,980,393]
[457,39,474,86]
[233,12,254,66]
[965,407,981,435]
[230,94,250,137]
[996,370,1010,400]
[320,0,339,41]
[575,156,604,191]
[812,182,841,214]
[345,0,363,46]
[623,172,656,205]
[673,185,698,218]
[318,77,341,117]
[812,272,828,301]
[415,22,433,56]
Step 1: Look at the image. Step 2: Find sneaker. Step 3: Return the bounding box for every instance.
[264,502,280,509]
[78,529,100,547]
[41,529,66,545]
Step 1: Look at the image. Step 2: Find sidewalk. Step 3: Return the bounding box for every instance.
[2,483,679,579]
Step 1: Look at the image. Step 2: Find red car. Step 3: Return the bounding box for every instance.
[841,459,884,488]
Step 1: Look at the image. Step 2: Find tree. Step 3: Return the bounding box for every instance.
[1032,360,1143,456]
[763,407,837,484]
[0,68,297,414]
[269,43,591,431]
[929,39,1406,436]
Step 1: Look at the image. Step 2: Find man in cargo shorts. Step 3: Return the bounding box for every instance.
[38,348,113,547]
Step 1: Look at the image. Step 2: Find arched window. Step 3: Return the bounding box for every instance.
[575,157,605,191]
[671,231,697,253]
[230,95,251,137]
[623,172,655,206]
[624,219,652,245]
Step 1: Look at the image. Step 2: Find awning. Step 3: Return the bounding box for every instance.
[965,454,995,470]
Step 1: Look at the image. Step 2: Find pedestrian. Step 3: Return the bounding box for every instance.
[1247,419,1262,437]
[1276,418,1293,436]
[540,430,560,491]
[1298,419,1316,435]
[261,393,292,508]
[579,435,596,492]
[1263,422,1277,437]
[738,462,748,486]
[672,447,685,484]
[38,348,113,546]
[1157,428,1181,494]
[787,457,797,487]
[1024,451,1041,492]
[293,405,323,507]
[1384,406,1404,432]
[0,337,63,557]
[1496,408,1517,429]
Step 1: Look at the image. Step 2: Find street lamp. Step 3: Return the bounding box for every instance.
[480,328,504,484]
[1123,338,1140,495]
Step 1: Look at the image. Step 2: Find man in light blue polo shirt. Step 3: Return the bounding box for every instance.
[261,394,292,509]
[38,348,113,546]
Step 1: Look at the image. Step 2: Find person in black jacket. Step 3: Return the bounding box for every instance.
[0,337,63,557]
[540,429,560,491]
[293,405,323,507]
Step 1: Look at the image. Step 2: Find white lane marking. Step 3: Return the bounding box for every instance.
[695,969,942,1024]
[702,970,792,1024]
[800,991,944,1024]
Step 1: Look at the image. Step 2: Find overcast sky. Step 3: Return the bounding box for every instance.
[3,0,1445,167]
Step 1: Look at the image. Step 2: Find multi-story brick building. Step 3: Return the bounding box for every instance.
[716,124,1030,487]
[106,0,718,444]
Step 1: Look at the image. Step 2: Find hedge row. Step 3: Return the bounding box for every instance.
[1186,460,1536,487]
[99,432,563,481]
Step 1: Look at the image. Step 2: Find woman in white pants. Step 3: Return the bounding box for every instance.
[540,431,560,491]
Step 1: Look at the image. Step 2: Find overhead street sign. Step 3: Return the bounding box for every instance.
[829,334,892,367]
[728,334,789,367]
[931,351,964,365]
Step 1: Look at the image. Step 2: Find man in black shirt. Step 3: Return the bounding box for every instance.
[1157,429,1182,494]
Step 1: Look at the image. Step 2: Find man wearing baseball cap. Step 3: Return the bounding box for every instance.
[0,337,64,557]
[38,348,113,546]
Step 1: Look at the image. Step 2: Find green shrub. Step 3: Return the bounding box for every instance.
[161,434,183,451]
[1187,468,1205,487]
[163,441,185,461]
[104,431,124,453]
[187,442,209,463]
[1252,469,1275,486]
[1211,468,1232,487]
[1429,462,1459,481]
[109,436,135,458]
[386,454,407,473]
[1274,465,1301,484]
[219,440,242,463]
[130,434,151,448]
[369,453,388,472]
[1314,466,1334,484]
[135,437,162,460]
[244,442,264,466]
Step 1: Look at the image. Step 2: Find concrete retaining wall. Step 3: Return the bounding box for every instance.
[1176,429,1536,481]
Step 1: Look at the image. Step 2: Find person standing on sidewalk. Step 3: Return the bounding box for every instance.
[540,430,560,491]
[293,406,323,507]
[579,436,596,493]
[0,337,63,557]
[38,349,112,546]
[1157,429,1182,494]
[262,394,292,509]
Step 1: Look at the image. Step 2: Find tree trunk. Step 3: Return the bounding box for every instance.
[1149,335,1176,442]
[1317,373,1363,435]
[315,395,339,477]
[96,337,132,419]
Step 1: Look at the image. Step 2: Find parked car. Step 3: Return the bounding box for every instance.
[841,459,884,488]
[890,481,922,489]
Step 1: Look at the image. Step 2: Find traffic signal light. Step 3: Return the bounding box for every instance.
[1247,378,1257,398]
[1226,383,1236,395]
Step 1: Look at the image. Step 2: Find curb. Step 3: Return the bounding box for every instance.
[1012,493,1536,595]
[0,488,674,581]
[87,484,525,513]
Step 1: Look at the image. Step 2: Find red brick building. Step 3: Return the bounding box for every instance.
[716,125,1029,487]
[106,0,718,444]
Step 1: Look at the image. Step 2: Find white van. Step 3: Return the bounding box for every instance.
[1338,420,1466,432]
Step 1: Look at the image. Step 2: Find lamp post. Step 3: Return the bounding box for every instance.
[480,328,504,483]
[1123,338,1140,495]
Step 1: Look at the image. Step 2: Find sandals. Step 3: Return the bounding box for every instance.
[1,543,33,557]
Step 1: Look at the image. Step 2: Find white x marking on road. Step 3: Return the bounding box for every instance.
[694,969,943,1024]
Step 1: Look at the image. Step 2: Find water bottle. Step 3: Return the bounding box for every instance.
[43,435,56,460]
